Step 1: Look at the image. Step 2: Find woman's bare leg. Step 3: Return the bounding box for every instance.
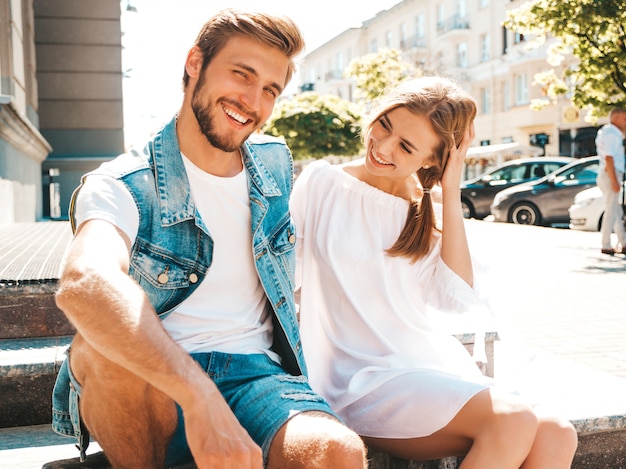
[520,406,578,469]
[362,388,539,469]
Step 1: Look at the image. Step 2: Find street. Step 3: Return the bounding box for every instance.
[464,219,626,380]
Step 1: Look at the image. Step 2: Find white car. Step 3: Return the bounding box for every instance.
[569,184,625,231]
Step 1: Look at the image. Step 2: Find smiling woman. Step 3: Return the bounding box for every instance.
[291,76,578,467]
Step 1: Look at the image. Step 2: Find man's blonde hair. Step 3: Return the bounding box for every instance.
[182,9,304,90]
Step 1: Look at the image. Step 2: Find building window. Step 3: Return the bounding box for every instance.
[337,52,344,71]
[481,88,491,114]
[417,13,425,38]
[400,23,407,48]
[480,0,489,7]
[503,81,510,111]
[437,4,444,29]
[480,33,490,62]
[457,42,468,68]
[515,73,529,105]
[502,26,508,54]
[370,38,378,53]
[514,32,525,44]
[457,0,467,18]
[386,31,392,48]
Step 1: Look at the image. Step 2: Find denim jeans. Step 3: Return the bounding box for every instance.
[57,350,337,467]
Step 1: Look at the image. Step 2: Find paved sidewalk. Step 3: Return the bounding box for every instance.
[464,219,626,380]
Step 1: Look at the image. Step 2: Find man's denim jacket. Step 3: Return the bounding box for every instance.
[52,116,304,438]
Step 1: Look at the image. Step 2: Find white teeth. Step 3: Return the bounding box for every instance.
[372,151,392,165]
[223,106,248,124]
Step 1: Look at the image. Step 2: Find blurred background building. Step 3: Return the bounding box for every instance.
[299,0,600,178]
[0,0,604,224]
[0,0,123,224]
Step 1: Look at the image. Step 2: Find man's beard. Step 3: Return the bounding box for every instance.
[191,79,255,152]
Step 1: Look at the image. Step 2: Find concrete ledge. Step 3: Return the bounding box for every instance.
[0,337,70,427]
[0,284,75,339]
[573,430,626,468]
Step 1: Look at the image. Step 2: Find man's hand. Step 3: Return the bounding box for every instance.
[441,122,475,191]
[183,390,263,469]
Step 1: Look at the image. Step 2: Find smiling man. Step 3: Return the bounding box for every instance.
[51,9,366,469]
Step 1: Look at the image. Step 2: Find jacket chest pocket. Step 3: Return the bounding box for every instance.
[130,239,205,315]
[269,218,296,255]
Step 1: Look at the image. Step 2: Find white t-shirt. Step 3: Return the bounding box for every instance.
[74,154,276,358]
[596,123,625,174]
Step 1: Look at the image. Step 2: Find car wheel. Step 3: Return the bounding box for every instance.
[461,199,474,219]
[509,202,541,225]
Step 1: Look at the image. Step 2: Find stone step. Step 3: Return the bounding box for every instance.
[1,422,625,469]
[0,284,74,340]
[0,221,74,341]
[0,336,71,428]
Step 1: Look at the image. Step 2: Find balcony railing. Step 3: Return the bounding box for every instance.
[401,35,428,50]
[324,70,343,81]
[437,14,470,34]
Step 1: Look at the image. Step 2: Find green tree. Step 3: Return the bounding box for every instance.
[263,92,363,160]
[344,48,417,105]
[505,0,626,121]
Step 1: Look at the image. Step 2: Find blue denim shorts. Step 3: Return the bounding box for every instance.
[62,351,337,467]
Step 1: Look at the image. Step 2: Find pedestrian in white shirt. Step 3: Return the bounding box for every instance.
[596,107,626,255]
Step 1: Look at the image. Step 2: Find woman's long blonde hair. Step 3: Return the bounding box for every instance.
[362,76,477,262]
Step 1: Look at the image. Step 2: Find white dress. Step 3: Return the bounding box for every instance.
[291,160,494,438]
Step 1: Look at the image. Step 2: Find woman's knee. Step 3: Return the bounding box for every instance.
[538,415,578,454]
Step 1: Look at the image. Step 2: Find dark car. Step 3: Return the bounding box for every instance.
[490,156,600,226]
[461,157,575,219]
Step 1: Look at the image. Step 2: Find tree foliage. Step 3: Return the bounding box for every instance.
[343,48,417,105]
[505,0,626,121]
[263,92,363,160]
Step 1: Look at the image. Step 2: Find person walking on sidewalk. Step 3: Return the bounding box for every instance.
[291,76,578,468]
[51,9,366,469]
[596,107,626,255]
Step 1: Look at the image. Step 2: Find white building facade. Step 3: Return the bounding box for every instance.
[299,0,599,176]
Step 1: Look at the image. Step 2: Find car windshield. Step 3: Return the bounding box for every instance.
[552,161,599,186]
[487,162,564,184]
[488,166,527,184]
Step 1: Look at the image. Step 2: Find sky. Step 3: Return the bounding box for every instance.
[120,0,401,146]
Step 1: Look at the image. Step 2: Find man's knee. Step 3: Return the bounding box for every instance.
[268,411,367,468]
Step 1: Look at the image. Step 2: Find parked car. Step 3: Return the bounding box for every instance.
[568,183,626,231]
[461,156,574,219]
[490,156,599,226]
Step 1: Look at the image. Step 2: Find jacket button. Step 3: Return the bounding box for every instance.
[157,273,169,284]
[288,234,296,244]
[189,273,198,283]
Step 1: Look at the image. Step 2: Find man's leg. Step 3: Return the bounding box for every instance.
[206,353,367,469]
[599,174,617,250]
[612,173,626,249]
[267,411,367,469]
[69,333,179,469]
